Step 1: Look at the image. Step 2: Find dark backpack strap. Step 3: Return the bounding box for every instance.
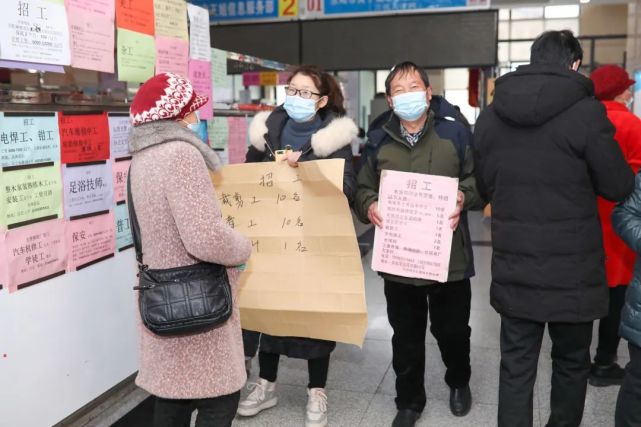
[126,167,144,265]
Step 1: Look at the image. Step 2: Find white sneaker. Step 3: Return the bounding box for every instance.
[237,378,278,417]
[305,388,328,427]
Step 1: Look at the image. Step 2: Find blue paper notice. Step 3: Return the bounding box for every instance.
[0,113,61,168]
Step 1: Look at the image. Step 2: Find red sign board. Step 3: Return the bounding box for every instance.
[59,112,110,164]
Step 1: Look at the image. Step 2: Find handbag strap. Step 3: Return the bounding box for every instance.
[126,167,144,266]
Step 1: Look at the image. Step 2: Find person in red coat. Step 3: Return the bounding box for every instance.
[590,65,641,386]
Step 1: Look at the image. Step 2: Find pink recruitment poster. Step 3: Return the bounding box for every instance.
[3,219,67,293]
[372,170,459,283]
[227,117,248,164]
[67,212,116,271]
[67,7,115,73]
[0,232,7,289]
[188,59,213,120]
[112,159,130,203]
[155,36,188,77]
[65,0,115,17]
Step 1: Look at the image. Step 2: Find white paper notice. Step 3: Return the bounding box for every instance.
[211,47,233,103]
[0,0,71,65]
[372,170,458,283]
[187,3,211,61]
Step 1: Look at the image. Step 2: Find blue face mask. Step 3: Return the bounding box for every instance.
[392,91,428,121]
[284,95,317,123]
[183,111,201,133]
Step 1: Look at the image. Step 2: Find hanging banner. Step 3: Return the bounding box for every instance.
[0,113,60,168]
[210,160,367,346]
[114,202,133,250]
[154,0,188,40]
[2,219,67,292]
[59,112,110,164]
[0,163,63,229]
[187,4,211,61]
[207,116,229,150]
[108,114,132,159]
[0,0,71,65]
[227,116,248,164]
[372,170,458,283]
[117,28,156,83]
[62,162,114,219]
[188,59,213,120]
[155,36,189,76]
[66,211,116,271]
[67,5,115,73]
[115,0,154,35]
[112,159,130,203]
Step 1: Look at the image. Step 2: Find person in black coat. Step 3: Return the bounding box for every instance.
[474,30,635,427]
[237,65,357,427]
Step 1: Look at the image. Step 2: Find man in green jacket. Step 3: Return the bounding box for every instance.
[354,62,483,427]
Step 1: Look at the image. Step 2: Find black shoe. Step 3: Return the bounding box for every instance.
[391,409,421,427]
[589,362,625,387]
[450,385,472,417]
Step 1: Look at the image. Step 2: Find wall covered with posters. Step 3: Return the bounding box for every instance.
[0,110,140,427]
[0,0,254,422]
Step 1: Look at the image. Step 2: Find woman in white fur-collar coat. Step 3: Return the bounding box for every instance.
[239,65,357,427]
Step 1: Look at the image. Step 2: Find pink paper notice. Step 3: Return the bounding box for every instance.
[155,36,189,77]
[188,59,213,120]
[112,159,131,203]
[67,7,115,73]
[227,117,248,164]
[3,219,67,293]
[372,170,459,283]
[66,212,116,271]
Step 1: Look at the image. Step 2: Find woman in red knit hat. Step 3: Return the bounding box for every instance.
[128,73,252,426]
[590,65,641,387]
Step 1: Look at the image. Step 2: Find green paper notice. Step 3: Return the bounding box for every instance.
[0,164,63,229]
[117,28,156,83]
[207,117,229,150]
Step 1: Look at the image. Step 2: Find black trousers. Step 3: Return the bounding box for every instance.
[595,285,628,365]
[259,351,330,389]
[384,279,472,413]
[154,391,240,427]
[498,316,593,427]
[616,342,641,427]
[243,329,261,358]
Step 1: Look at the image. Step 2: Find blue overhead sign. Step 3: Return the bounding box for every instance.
[323,0,467,15]
[190,0,282,22]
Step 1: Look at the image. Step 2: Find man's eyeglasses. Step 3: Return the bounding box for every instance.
[285,86,322,99]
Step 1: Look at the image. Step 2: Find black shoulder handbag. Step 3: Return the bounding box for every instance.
[127,172,233,336]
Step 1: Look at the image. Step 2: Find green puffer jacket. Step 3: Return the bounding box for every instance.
[613,172,641,348]
[354,97,484,286]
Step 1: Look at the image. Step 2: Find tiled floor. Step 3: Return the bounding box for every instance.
[230,213,627,427]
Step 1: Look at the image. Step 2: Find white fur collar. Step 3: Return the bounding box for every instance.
[248,111,358,158]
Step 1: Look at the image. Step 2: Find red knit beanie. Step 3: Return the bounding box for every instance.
[590,65,635,101]
[130,73,209,126]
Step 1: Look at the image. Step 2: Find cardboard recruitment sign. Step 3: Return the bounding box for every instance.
[211,159,367,347]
